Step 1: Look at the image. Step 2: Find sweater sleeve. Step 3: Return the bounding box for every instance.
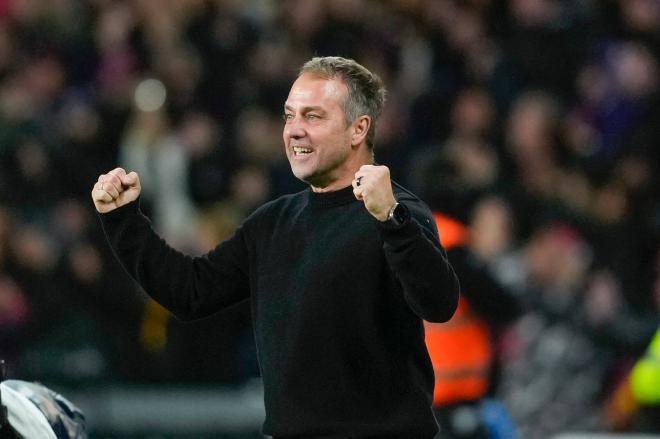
[378,199,460,323]
[99,199,250,321]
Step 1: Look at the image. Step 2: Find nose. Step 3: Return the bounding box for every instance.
[284,116,306,140]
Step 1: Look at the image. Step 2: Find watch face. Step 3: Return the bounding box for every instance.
[388,202,408,226]
[393,203,406,223]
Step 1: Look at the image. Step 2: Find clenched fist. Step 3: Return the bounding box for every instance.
[352,164,397,221]
[91,167,141,213]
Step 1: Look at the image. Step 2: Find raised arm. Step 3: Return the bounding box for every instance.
[352,165,460,322]
[92,168,250,321]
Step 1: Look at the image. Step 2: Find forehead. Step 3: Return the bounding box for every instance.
[285,73,347,109]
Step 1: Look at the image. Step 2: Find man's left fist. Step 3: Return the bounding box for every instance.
[352,165,397,221]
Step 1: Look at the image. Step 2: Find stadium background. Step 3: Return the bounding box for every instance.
[0,0,659,437]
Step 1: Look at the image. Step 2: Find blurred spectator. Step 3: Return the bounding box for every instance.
[427,211,520,439]
[495,222,604,439]
[567,41,659,175]
[405,85,501,221]
[119,94,198,246]
[601,245,660,433]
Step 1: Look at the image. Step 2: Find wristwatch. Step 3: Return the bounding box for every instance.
[383,202,409,227]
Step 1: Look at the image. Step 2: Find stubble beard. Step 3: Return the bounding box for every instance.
[292,148,351,190]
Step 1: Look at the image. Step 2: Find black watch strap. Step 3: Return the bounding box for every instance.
[383,202,409,228]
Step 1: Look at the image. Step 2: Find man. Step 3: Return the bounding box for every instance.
[92,56,459,438]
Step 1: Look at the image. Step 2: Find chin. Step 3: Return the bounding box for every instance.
[292,168,323,187]
[290,168,312,184]
[290,160,313,178]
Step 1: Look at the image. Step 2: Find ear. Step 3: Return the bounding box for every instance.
[350,115,371,147]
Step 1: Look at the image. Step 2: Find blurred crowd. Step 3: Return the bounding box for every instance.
[0,0,659,437]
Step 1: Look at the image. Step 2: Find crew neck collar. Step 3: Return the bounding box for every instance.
[308,185,357,208]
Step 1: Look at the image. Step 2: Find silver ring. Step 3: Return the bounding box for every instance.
[356,176,362,186]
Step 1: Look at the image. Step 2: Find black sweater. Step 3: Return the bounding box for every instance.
[100,183,459,438]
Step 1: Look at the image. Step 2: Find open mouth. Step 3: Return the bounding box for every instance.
[292,146,313,156]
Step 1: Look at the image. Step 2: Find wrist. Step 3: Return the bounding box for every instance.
[380,201,409,227]
[375,199,397,222]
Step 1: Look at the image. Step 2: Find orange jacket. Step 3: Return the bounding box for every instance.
[425,213,492,406]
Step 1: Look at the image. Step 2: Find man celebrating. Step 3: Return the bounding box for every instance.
[92,56,459,438]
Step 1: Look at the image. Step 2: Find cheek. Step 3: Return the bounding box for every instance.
[324,124,351,145]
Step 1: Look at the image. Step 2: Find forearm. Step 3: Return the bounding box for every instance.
[381,207,460,323]
[100,199,249,321]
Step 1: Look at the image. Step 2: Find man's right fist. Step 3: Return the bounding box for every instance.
[91,167,141,213]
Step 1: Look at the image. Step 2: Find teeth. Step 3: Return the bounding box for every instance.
[293,146,312,155]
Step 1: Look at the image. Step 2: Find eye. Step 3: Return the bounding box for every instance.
[282,113,294,122]
[306,114,320,120]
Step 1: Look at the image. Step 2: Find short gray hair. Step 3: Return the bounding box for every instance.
[299,56,386,150]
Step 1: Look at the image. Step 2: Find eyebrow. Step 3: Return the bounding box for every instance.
[284,104,325,113]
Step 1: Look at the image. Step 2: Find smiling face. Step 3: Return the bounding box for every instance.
[283,73,364,192]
